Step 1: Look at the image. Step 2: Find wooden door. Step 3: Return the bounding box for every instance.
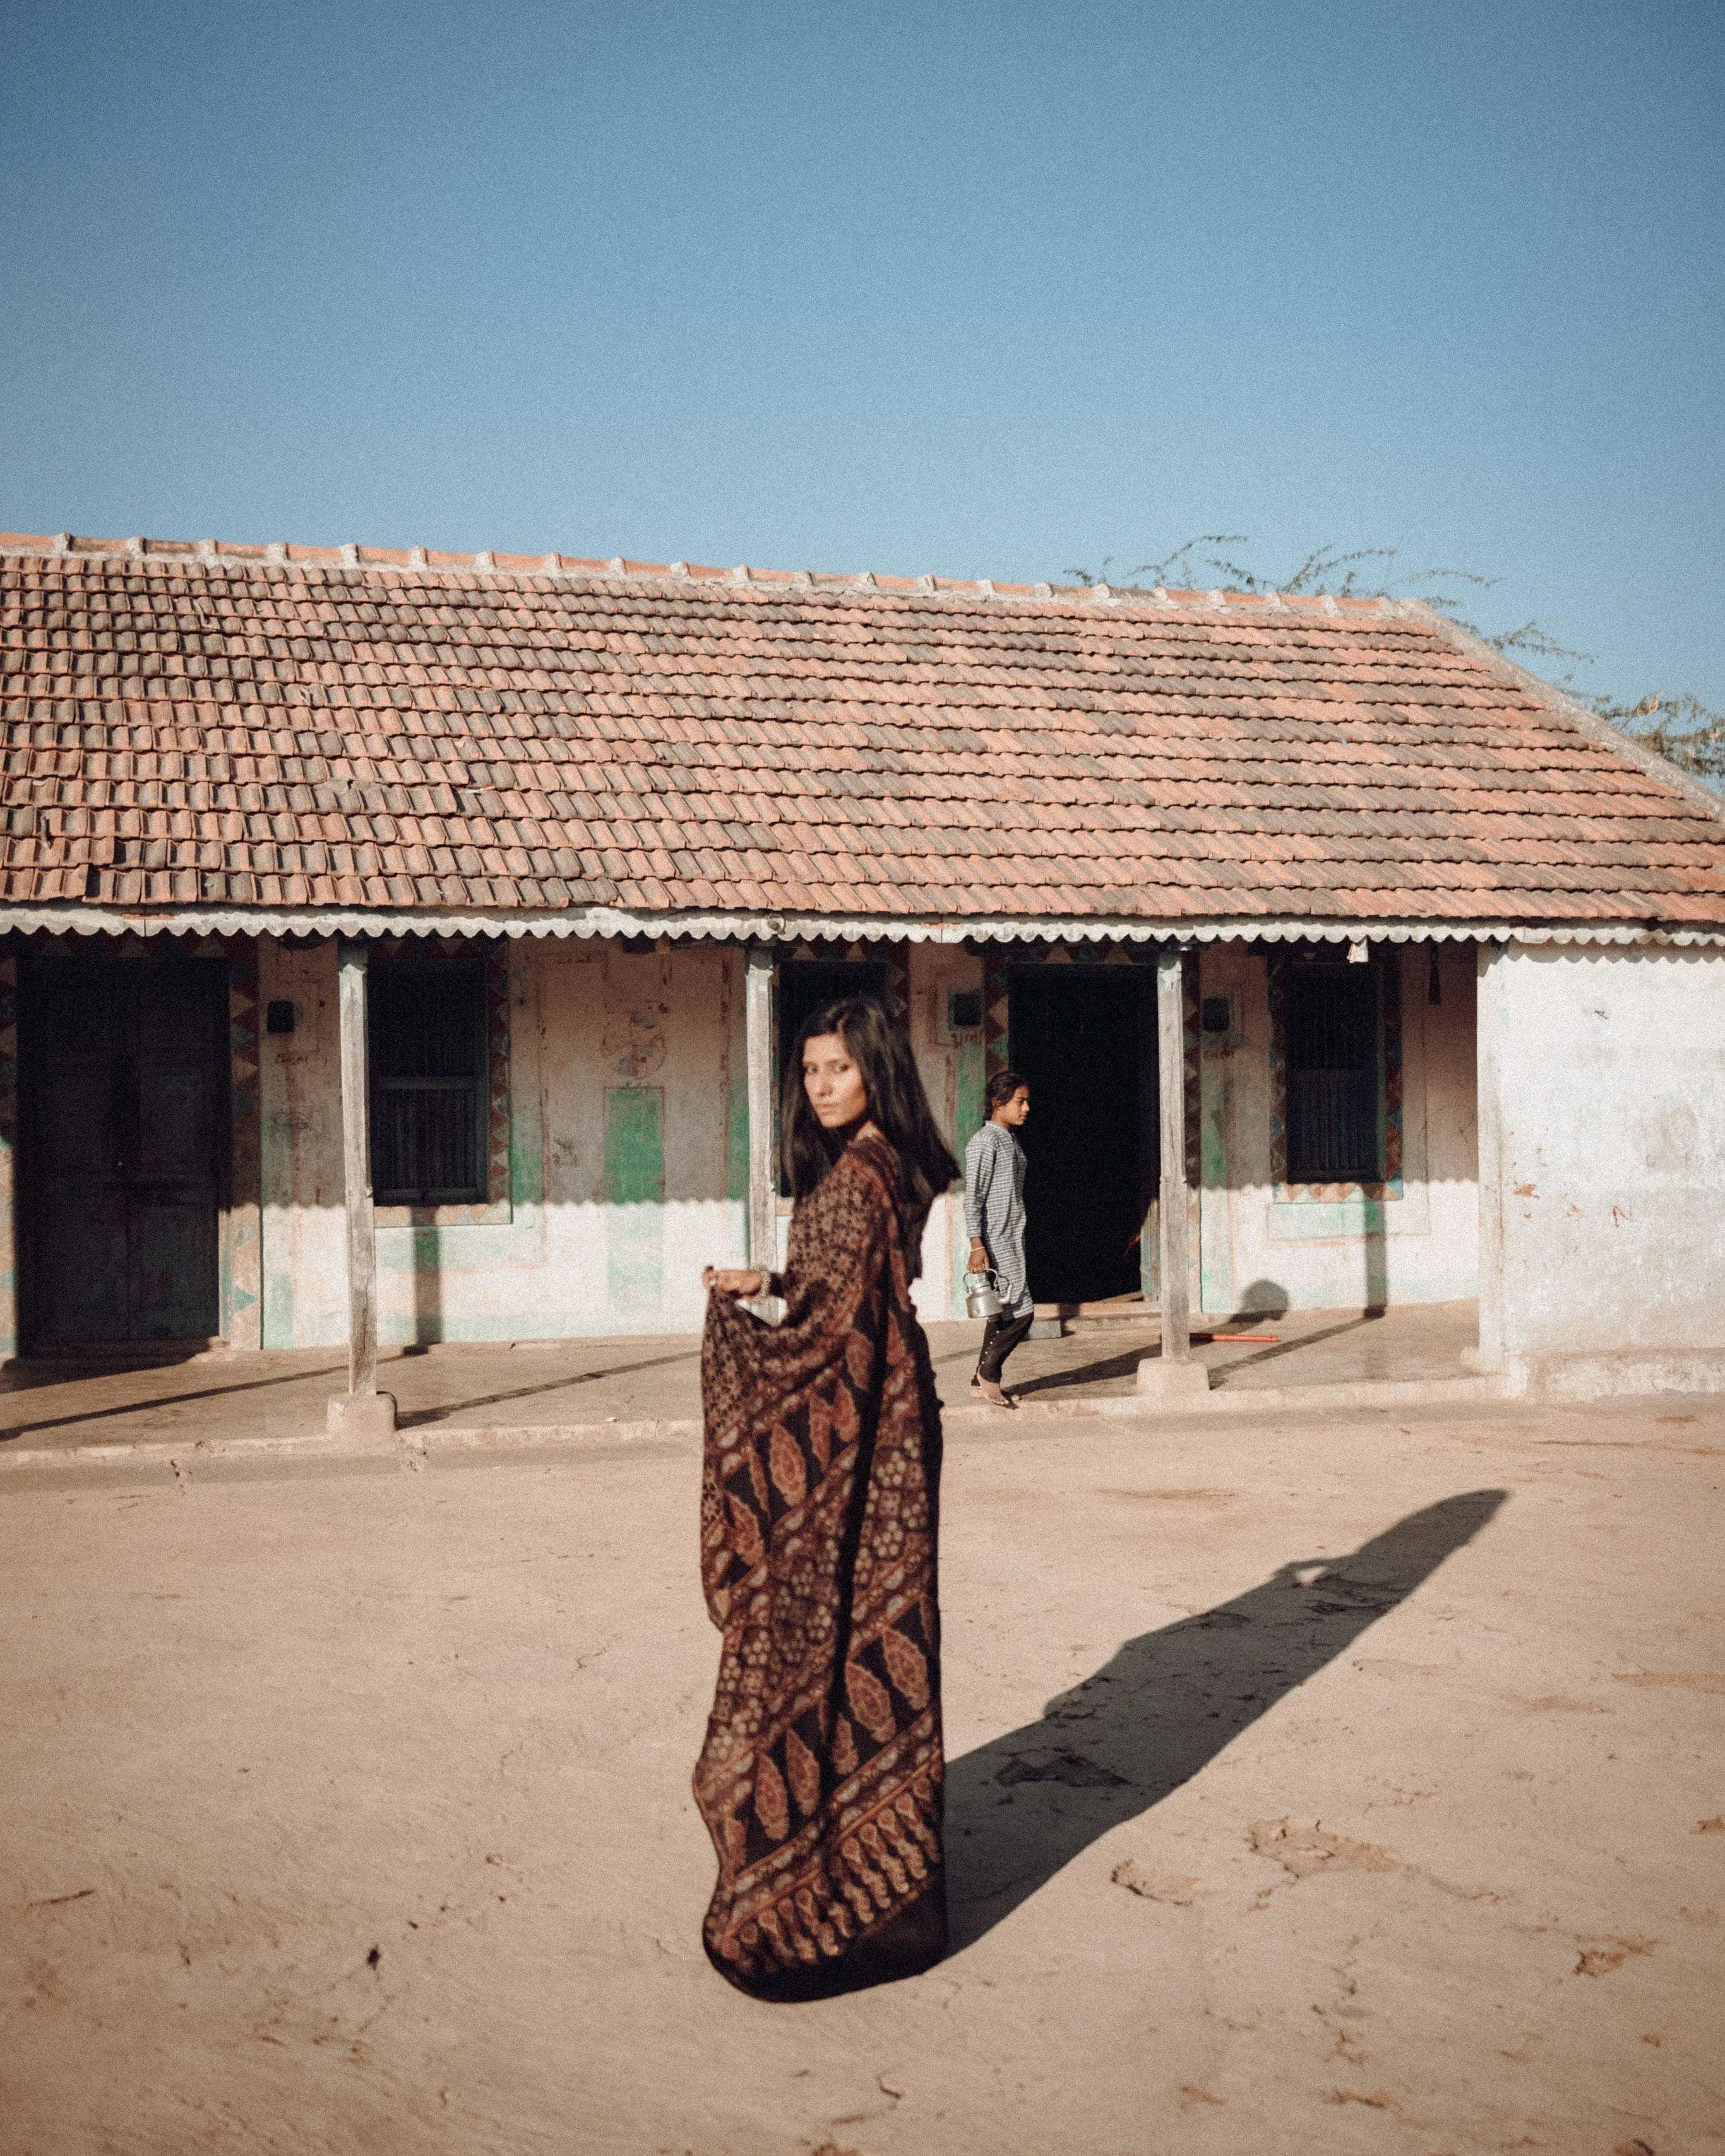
[21,957,227,1346]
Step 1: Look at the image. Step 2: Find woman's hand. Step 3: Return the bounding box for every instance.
[704,1266,768,1297]
[967,1238,989,1273]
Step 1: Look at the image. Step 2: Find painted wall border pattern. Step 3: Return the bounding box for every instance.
[778,938,910,1024]
[976,939,1198,1181]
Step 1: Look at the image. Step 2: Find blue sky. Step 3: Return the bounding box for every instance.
[2,0,1720,706]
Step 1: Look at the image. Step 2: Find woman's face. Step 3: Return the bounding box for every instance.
[995,1086,1030,1128]
[803,1032,869,1129]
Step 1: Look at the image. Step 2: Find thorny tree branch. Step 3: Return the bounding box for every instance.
[1065,538,1725,789]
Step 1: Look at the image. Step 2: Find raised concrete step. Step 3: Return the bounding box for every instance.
[0,1372,1514,1476]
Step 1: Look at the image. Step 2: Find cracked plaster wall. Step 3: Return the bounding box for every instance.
[1484,944,1725,1393]
[260,939,750,1347]
[1196,944,1479,1316]
[256,936,993,1347]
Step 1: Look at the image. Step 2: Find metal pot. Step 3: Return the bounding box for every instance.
[964,1268,1006,1321]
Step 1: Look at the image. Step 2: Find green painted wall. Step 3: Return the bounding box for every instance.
[950,1033,986,1311]
[725,977,749,1205]
[954,1034,986,1158]
[604,1084,665,1311]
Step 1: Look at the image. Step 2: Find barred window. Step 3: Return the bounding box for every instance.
[369,959,489,1205]
[1285,964,1382,1182]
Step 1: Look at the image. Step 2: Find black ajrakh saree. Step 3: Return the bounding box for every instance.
[694,1133,946,2000]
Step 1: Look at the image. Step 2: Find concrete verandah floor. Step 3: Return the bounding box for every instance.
[0,1302,1479,1458]
[2,1393,1720,2153]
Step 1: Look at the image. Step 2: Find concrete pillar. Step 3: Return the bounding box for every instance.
[745,945,777,1272]
[1474,940,1507,1374]
[224,939,263,1350]
[328,941,395,1439]
[1138,946,1209,1402]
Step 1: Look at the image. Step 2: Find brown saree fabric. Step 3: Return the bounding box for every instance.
[695,1135,945,2000]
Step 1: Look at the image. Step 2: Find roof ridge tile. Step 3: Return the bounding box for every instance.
[0,528,1416,621]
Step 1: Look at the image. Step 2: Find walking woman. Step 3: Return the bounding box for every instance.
[696,996,958,2001]
[965,1069,1033,1407]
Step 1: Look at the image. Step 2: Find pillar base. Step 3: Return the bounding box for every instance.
[1134,1357,1212,1403]
[326,1391,398,1441]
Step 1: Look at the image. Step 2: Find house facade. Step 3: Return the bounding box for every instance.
[3,533,1721,1402]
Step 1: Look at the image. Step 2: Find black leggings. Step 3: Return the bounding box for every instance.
[976,1308,1034,1384]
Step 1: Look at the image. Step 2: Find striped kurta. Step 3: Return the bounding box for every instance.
[963,1121,1032,1317]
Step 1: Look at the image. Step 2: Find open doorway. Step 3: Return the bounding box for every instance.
[1008,967,1157,1305]
[18,954,229,1347]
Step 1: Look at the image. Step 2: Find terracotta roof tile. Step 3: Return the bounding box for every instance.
[2,535,1722,928]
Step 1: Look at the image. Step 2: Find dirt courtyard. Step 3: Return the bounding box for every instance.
[3,1397,1722,2155]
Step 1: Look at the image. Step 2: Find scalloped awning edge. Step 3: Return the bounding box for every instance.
[3,903,1723,951]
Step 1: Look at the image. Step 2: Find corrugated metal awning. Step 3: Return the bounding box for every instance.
[3,903,1723,950]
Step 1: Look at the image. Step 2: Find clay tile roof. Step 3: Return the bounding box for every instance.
[2,530,1722,931]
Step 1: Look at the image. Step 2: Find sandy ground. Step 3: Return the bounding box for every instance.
[2,1395,1721,2155]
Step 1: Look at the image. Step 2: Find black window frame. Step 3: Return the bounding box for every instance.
[1282,960,1385,1185]
[367,956,491,1206]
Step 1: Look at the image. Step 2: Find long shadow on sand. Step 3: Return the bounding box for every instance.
[945,1488,1507,1951]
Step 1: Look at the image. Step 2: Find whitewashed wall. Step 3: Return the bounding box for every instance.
[1479,944,1725,1397]
[905,941,987,1322]
[259,942,347,1347]
[260,939,750,1347]
[1195,943,1479,1316]
[257,934,1494,1349]
[258,935,994,1348]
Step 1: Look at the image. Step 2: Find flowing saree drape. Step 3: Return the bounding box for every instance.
[694,1134,946,1999]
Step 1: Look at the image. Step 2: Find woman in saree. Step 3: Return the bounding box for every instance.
[696,995,958,2001]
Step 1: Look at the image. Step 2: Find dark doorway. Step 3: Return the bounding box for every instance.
[1008,967,1155,1304]
[20,956,229,1347]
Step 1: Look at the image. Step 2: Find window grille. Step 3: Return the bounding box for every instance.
[369,960,489,1204]
[1284,965,1382,1182]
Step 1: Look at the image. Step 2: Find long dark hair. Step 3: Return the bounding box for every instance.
[782,995,960,1213]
